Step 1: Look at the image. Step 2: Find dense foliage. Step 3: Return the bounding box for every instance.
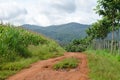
[86,0,120,53]
[0,25,47,63]
[86,17,111,40]
[65,38,89,52]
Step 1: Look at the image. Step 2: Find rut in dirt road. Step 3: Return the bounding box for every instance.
[7,52,89,80]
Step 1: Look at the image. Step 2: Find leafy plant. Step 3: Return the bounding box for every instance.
[65,38,89,52]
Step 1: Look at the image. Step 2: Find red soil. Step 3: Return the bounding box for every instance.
[7,52,89,80]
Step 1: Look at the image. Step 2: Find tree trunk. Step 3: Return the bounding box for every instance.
[111,19,115,53]
[111,30,114,53]
[111,13,115,54]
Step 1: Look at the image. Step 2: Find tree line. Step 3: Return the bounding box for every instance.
[66,0,120,53]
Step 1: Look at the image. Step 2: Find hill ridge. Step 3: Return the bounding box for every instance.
[22,22,90,45]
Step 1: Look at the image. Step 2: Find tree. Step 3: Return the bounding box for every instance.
[95,0,120,53]
[86,17,111,40]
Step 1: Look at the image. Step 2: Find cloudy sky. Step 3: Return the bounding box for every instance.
[0,0,100,26]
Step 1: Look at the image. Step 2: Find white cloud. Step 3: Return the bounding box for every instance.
[0,3,27,20]
[0,0,100,26]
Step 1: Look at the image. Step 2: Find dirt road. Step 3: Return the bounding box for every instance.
[7,52,89,80]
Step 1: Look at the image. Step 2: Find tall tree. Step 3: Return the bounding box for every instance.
[95,0,120,53]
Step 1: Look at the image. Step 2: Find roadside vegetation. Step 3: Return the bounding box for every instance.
[65,38,89,52]
[86,50,120,80]
[66,1,120,79]
[0,24,65,80]
[84,0,120,79]
[53,57,79,70]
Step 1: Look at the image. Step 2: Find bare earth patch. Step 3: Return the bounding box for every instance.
[7,52,89,80]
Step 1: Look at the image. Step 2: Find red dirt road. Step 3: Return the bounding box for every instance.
[7,52,89,80]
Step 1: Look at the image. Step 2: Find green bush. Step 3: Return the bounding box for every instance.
[53,57,79,70]
[65,39,88,52]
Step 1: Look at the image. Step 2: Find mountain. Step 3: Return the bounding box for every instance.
[22,22,90,45]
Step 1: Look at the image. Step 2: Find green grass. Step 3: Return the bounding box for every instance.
[53,57,79,70]
[0,24,65,79]
[0,70,16,80]
[0,58,38,80]
[28,41,64,60]
[86,50,120,80]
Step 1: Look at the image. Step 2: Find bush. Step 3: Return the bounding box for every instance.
[65,39,88,52]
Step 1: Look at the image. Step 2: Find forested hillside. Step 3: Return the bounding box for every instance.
[22,22,90,45]
[22,22,120,47]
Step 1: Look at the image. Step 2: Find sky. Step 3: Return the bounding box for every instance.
[0,0,100,26]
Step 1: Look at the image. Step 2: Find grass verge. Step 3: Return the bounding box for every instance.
[86,50,120,80]
[0,58,38,80]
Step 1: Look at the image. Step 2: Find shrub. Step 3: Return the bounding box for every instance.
[65,39,88,52]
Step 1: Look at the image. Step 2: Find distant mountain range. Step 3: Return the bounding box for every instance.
[22,22,90,45]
